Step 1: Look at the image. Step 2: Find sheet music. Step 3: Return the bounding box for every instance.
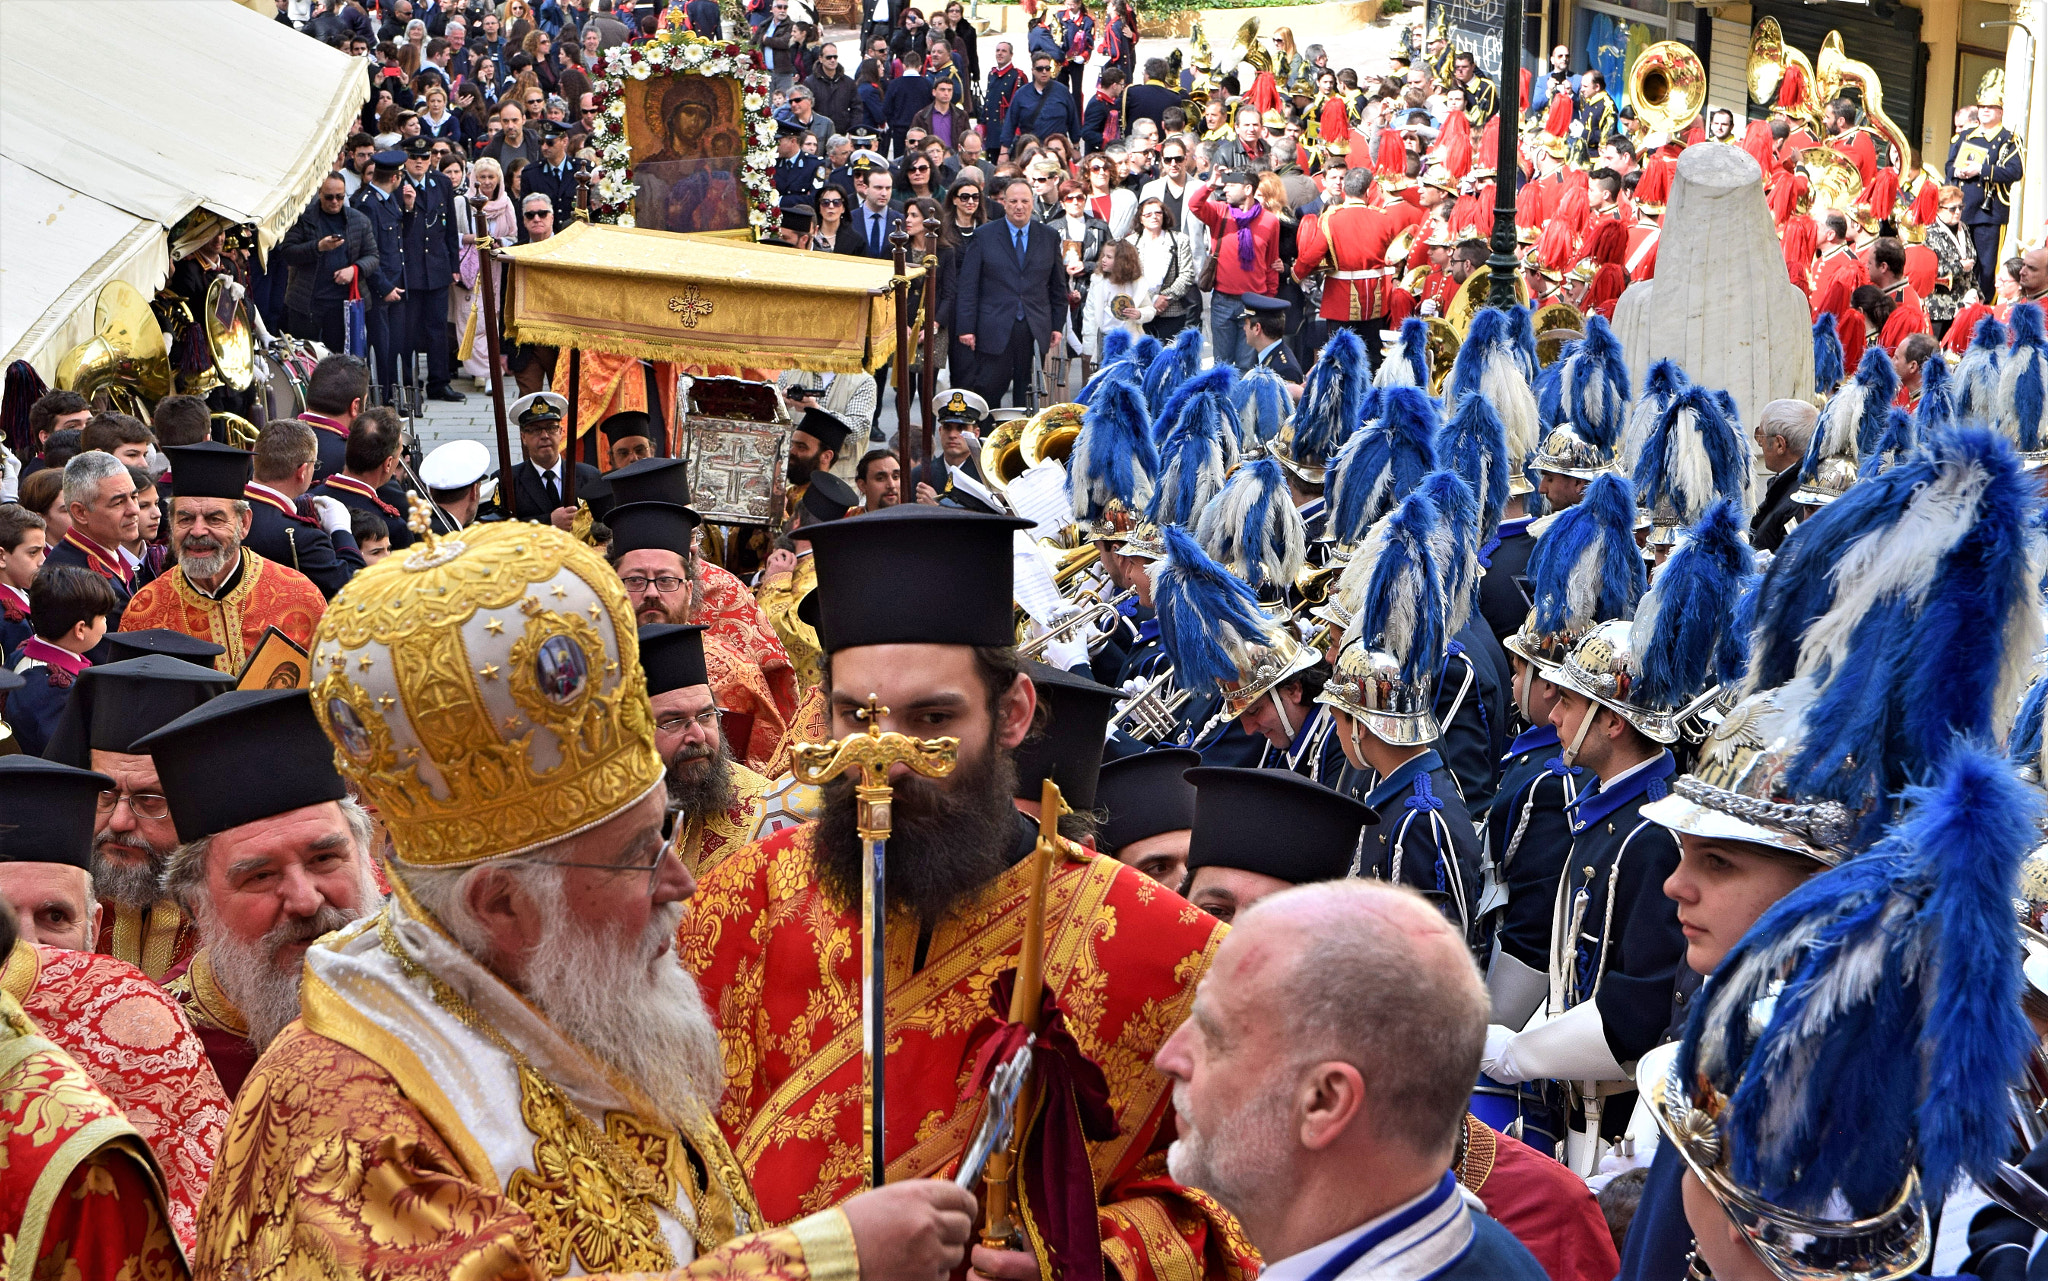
[1013,533,1064,626]
[1005,462,1074,543]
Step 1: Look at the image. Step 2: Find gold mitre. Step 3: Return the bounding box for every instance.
[309,512,661,867]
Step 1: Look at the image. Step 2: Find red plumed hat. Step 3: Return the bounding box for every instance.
[1635,155,1672,208]
[1584,262,1627,313]
[1777,62,1806,111]
[1864,166,1899,222]
[1439,111,1473,178]
[1781,215,1817,287]
[1583,217,1629,267]
[1553,182,1591,236]
[1534,217,1577,271]
[1376,127,1406,177]
[1544,92,1573,137]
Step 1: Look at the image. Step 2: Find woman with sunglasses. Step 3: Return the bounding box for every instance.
[894,153,943,208]
[1925,183,1973,339]
[1125,196,1197,340]
[941,180,984,246]
[812,186,860,253]
[1081,153,1134,237]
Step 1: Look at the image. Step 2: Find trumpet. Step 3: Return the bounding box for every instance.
[1113,670,1193,743]
[1017,588,1134,660]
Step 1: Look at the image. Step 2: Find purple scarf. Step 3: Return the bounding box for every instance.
[1230,203,1261,271]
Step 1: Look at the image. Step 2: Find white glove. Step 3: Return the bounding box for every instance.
[308,495,351,534]
[1481,1001,1628,1085]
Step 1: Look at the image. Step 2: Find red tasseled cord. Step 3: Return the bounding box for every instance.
[1584,263,1627,313]
[1544,92,1573,138]
[1782,215,1818,288]
[1584,217,1628,267]
[1553,182,1591,237]
[1778,63,1806,110]
[1864,166,1899,222]
[1440,111,1472,178]
[1376,127,1406,177]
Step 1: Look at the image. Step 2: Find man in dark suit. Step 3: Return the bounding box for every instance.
[1749,398,1816,553]
[508,392,605,528]
[1121,58,1184,133]
[955,176,1069,408]
[399,135,465,402]
[313,405,414,552]
[243,419,363,600]
[846,166,904,259]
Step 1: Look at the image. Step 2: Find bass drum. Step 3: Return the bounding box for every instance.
[252,350,304,423]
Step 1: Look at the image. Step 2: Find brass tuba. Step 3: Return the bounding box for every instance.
[1749,18,1821,135]
[1532,302,1586,367]
[1815,32,1914,203]
[1232,17,1270,74]
[56,281,171,415]
[1445,267,1530,337]
[1020,403,1084,469]
[1796,145,1863,216]
[212,411,261,449]
[979,418,1031,493]
[1630,41,1705,137]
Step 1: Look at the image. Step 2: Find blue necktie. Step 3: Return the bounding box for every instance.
[871,210,883,251]
[1014,225,1027,269]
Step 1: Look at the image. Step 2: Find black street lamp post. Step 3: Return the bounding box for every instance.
[1485,0,1523,309]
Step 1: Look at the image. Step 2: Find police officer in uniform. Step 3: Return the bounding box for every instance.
[399,135,465,402]
[350,148,408,394]
[1237,292,1304,384]
[773,119,825,199]
[521,122,581,230]
[1946,70,2025,300]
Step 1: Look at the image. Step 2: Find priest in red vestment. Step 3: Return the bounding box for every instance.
[120,443,327,674]
[0,755,229,1258]
[684,507,1257,1281]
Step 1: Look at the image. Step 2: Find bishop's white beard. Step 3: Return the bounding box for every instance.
[1166,1078,1296,1226]
[520,897,726,1131]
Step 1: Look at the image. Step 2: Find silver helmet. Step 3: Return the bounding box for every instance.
[1219,616,1323,719]
[1317,638,1440,746]
[1549,618,1681,744]
[1790,449,1859,508]
[1638,687,1853,865]
[1528,424,1611,481]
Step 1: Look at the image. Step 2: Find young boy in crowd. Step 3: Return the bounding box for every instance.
[351,509,393,564]
[5,564,117,755]
[0,504,48,655]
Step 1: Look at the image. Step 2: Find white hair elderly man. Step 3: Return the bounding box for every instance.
[44,449,140,631]
[141,689,384,1100]
[1748,398,1819,553]
[189,519,974,1281]
[1155,880,1550,1281]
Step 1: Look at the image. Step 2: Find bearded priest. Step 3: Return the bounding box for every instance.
[191,516,975,1281]
[681,507,1258,1281]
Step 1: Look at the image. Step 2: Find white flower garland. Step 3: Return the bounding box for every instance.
[587,22,778,237]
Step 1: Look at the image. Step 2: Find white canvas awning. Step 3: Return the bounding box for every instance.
[0,158,170,382]
[0,0,368,377]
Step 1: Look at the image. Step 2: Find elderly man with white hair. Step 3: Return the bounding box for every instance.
[1155,879,1550,1281]
[1748,397,1819,553]
[142,688,384,1099]
[188,519,975,1281]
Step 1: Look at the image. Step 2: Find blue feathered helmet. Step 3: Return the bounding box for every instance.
[1628,498,1756,736]
[1142,327,1205,427]
[1274,328,1370,484]
[1619,358,1689,479]
[1233,366,1292,449]
[1195,454,1307,595]
[1325,386,1440,550]
[1071,379,1160,541]
[1817,346,1901,462]
[1660,427,2048,863]
[1953,313,2008,432]
[1153,524,1319,718]
[1641,745,2041,1280]
[1449,308,1539,487]
[1435,393,1511,544]
[1318,487,1448,747]
[1375,317,1433,390]
[1152,363,1242,472]
[1811,312,1846,399]
[1505,472,1645,673]
[1147,373,1234,533]
[1794,380,1862,508]
[1077,345,1148,414]
[1553,314,1632,455]
[1998,301,2047,458]
[1633,383,1756,546]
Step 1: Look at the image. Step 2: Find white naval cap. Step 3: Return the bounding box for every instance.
[420,439,491,492]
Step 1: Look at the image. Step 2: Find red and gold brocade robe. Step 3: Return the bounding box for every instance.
[705,630,796,779]
[681,761,774,877]
[0,989,190,1281]
[2,942,227,1261]
[95,898,199,982]
[193,905,861,1281]
[681,826,1259,1281]
[120,548,326,675]
[162,948,261,1101]
[693,563,801,766]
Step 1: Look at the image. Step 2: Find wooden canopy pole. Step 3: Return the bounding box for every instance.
[468,192,516,520]
[892,228,912,485]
